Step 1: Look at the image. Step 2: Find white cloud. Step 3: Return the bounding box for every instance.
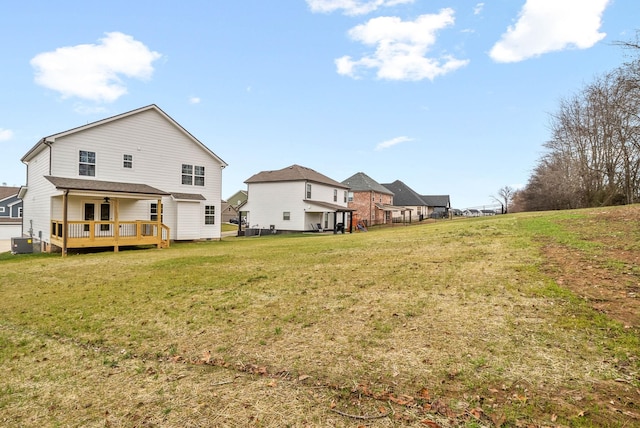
[489,0,610,63]
[473,3,484,15]
[0,128,13,142]
[189,96,201,104]
[31,32,162,103]
[375,136,413,151]
[336,9,469,81]
[306,0,414,16]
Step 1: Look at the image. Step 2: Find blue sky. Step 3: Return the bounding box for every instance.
[1,0,637,209]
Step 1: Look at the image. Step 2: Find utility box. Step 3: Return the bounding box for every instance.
[11,237,33,254]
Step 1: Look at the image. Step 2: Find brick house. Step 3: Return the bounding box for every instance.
[342,172,398,227]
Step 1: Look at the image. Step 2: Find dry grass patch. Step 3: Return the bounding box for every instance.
[1,211,639,427]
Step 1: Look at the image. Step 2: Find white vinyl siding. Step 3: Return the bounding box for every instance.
[244,180,349,232]
[175,202,201,240]
[27,107,224,242]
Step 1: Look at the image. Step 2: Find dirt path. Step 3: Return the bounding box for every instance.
[540,207,640,329]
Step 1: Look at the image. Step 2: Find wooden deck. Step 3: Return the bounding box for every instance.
[51,220,170,252]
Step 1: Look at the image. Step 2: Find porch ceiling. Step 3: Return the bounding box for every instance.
[45,176,170,198]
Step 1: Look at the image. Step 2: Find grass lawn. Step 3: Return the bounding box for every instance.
[1,207,639,427]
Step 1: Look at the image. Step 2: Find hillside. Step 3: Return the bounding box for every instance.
[1,206,639,427]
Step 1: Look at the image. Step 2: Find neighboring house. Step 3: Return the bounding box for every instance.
[221,190,247,223]
[342,172,398,227]
[463,209,481,217]
[421,195,451,218]
[19,104,227,254]
[242,164,352,233]
[0,186,22,240]
[380,180,428,222]
[481,209,497,216]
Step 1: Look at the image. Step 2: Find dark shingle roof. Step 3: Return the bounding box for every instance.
[421,195,450,207]
[245,164,348,188]
[380,180,426,206]
[171,193,205,201]
[342,172,393,195]
[45,176,169,196]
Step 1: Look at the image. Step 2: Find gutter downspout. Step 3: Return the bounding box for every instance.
[43,138,53,176]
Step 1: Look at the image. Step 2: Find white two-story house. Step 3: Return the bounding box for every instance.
[19,104,227,254]
[242,164,353,233]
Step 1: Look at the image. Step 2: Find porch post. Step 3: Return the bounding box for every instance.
[62,190,68,257]
[113,198,119,253]
[157,198,162,248]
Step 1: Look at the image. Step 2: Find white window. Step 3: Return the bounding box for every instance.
[306,183,312,199]
[344,191,347,203]
[182,164,205,186]
[194,166,205,186]
[182,164,193,185]
[283,211,290,221]
[79,150,96,176]
[150,203,163,221]
[348,192,353,202]
[123,154,133,169]
[333,189,337,202]
[205,205,215,224]
[0,207,4,213]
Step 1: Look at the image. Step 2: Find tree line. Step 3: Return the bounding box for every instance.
[512,34,640,212]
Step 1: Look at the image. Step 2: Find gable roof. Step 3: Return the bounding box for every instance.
[21,104,227,167]
[0,186,20,201]
[380,180,427,206]
[245,164,348,188]
[342,172,393,195]
[421,195,450,207]
[225,190,248,206]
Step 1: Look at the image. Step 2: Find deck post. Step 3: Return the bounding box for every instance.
[62,190,68,257]
[114,198,119,253]
[157,198,162,248]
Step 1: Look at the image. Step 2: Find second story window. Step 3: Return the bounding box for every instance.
[306,183,312,199]
[344,191,347,203]
[182,164,193,185]
[79,150,96,176]
[333,189,337,202]
[123,154,133,169]
[194,166,205,186]
[182,164,205,186]
[348,191,353,202]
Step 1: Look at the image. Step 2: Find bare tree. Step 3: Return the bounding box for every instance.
[519,31,640,212]
[492,186,515,213]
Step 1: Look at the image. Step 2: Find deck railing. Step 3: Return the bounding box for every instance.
[50,220,170,249]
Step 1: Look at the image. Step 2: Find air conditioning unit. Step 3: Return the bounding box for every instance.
[11,237,33,254]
